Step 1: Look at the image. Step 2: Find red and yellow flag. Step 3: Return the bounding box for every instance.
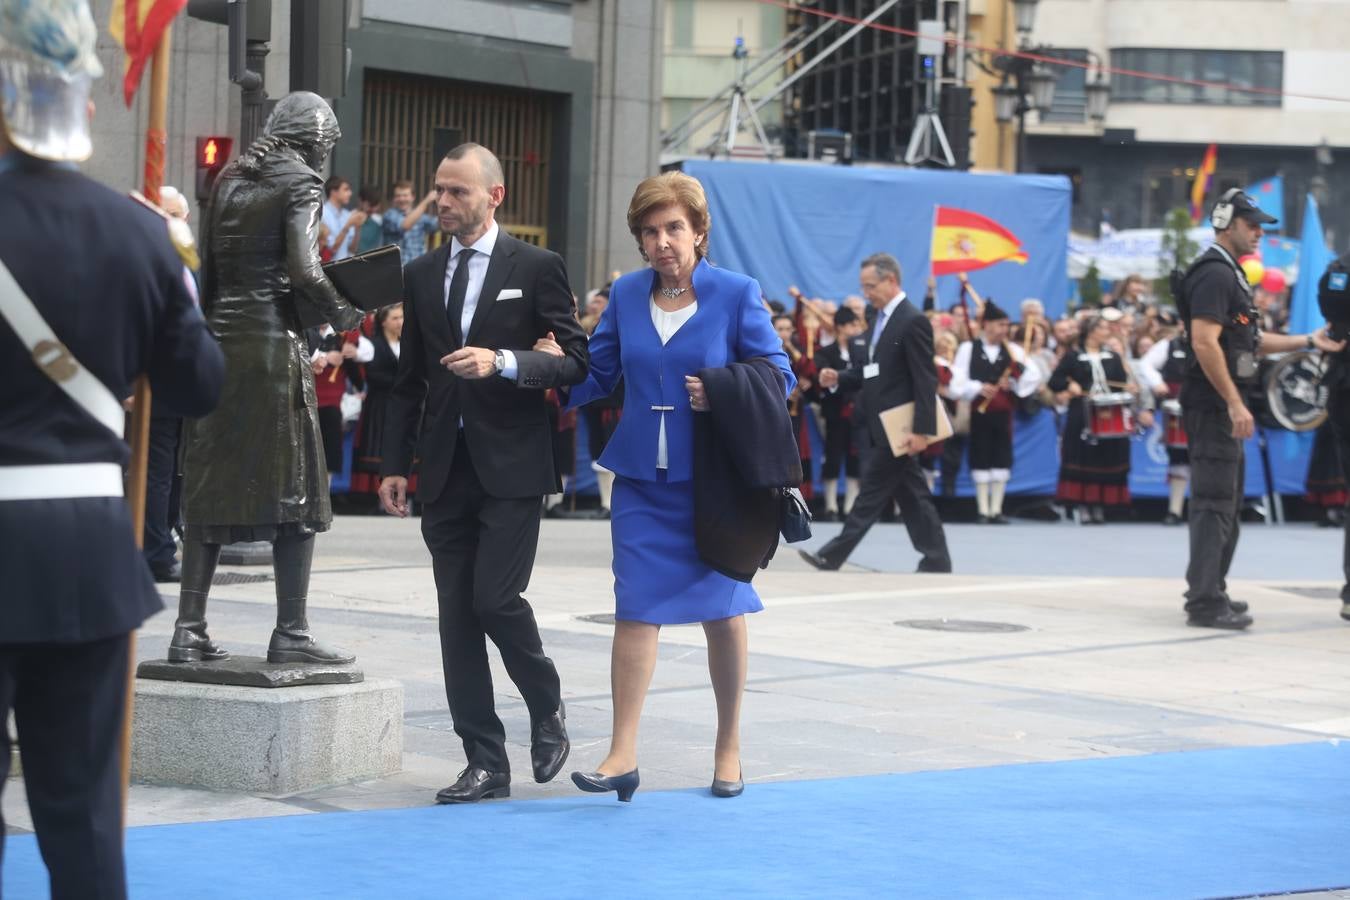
[1188,143,1218,224]
[929,206,1028,276]
[109,0,188,106]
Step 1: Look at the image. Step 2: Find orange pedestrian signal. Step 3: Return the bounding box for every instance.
[194,135,233,203]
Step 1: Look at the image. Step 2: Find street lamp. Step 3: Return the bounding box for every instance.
[1027,63,1057,111]
[1085,68,1110,122]
[1013,0,1040,37]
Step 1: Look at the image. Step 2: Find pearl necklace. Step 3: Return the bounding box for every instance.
[658,286,690,300]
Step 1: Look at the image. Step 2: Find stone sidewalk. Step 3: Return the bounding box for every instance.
[5,517,1348,849]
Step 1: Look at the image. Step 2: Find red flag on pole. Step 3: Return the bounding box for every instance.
[108,0,188,106]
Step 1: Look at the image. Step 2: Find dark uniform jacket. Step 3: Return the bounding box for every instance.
[382,232,589,502]
[836,297,940,444]
[814,337,864,422]
[0,157,224,643]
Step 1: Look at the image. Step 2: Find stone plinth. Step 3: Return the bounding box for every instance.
[137,656,363,688]
[131,677,403,795]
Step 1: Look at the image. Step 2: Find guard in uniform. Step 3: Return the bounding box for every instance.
[1317,254,1350,621]
[0,4,225,896]
[1178,189,1342,629]
[950,301,1042,523]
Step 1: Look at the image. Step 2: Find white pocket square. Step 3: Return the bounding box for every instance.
[496,288,524,301]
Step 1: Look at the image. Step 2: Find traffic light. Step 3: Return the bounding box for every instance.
[195,135,233,203]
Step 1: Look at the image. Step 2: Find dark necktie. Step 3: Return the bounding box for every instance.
[446,247,475,346]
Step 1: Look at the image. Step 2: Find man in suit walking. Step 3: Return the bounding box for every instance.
[0,4,225,893]
[380,143,588,803]
[801,253,952,573]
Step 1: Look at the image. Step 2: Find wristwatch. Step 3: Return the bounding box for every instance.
[493,349,507,373]
[1306,334,1315,351]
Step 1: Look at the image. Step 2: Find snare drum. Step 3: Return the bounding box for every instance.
[1084,392,1135,440]
[1161,399,1187,448]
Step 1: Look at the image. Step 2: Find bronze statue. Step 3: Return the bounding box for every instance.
[171,92,363,665]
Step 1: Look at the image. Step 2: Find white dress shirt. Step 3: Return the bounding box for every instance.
[650,299,698,469]
[950,339,1043,402]
[442,221,518,380]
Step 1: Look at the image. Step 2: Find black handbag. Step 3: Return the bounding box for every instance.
[779,486,813,543]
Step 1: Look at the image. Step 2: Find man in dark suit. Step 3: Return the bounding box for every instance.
[380,143,588,803]
[0,8,225,893]
[813,306,867,520]
[801,253,952,573]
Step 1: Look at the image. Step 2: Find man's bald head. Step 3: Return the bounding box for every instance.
[444,142,504,190]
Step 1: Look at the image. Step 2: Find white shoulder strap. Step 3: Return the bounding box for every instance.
[0,256,126,439]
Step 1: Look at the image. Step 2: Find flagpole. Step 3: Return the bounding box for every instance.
[121,15,174,834]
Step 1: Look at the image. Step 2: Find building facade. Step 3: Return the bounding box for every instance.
[1024,0,1350,246]
[79,0,664,290]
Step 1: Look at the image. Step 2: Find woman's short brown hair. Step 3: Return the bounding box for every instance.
[627,172,711,261]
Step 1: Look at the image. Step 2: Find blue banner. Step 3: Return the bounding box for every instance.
[1290,194,1333,336]
[682,160,1074,318]
[570,410,1305,501]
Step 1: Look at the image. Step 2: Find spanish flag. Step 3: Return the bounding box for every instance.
[929,206,1028,276]
[1189,143,1218,224]
[109,0,188,106]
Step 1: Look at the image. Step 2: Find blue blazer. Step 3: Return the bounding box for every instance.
[568,258,795,483]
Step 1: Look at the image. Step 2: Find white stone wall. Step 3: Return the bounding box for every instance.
[1031,0,1350,147]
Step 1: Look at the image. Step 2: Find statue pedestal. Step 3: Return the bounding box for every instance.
[131,661,402,795]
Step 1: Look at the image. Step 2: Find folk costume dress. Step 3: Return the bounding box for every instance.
[1048,347,1133,508]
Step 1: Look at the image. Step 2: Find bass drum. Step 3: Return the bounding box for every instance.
[1262,350,1329,432]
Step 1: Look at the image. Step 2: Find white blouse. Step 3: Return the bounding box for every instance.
[650,299,698,469]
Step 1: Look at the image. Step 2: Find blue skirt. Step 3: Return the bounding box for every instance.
[611,475,764,625]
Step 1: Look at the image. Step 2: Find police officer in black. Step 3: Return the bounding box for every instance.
[0,4,225,897]
[1317,254,1350,622]
[1179,188,1343,629]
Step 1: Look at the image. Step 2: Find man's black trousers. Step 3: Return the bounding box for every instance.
[420,440,562,774]
[816,439,951,570]
[0,634,130,900]
[1329,390,1350,600]
[1183,407,1245,616]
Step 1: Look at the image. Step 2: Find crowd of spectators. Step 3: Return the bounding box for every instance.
[312,176,1341,526]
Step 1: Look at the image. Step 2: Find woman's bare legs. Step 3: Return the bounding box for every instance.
[702,615,747,782]
[595,620,660,775]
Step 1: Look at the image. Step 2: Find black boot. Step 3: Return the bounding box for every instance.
[168,542,229,662]
[267,534,354,665]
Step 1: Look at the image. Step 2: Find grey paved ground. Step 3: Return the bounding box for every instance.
[5,516,1349,896]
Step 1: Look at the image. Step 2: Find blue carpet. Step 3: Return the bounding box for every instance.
[5,742,1348,899]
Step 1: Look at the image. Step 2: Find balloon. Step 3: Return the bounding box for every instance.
[1239,254,1265,286]
[1261,268,1287,293]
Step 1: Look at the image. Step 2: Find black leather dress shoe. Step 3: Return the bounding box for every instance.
[1227,598,1249,614]
[1186,609,1253,630]
[989,514,1010,525]
[915,558,952,574]
[531,702,570,784]
[150,560,182,583]
[435,767,510,804]
[798,549,841,571]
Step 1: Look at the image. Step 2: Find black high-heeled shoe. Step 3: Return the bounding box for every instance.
[571,768,640,802]
[710,767,744,798]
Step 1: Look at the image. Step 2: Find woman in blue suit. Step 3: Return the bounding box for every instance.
[558,172,794,801]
